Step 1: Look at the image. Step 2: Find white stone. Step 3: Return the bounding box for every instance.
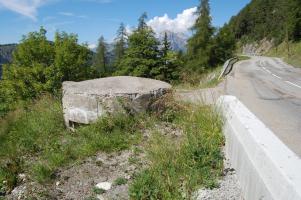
[95,182,112,191]
[96,194,104,200]
[62,76,171,127]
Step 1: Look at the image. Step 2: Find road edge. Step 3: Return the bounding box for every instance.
[218,95,301,200]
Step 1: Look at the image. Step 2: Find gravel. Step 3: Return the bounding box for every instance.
[195,156,244,200]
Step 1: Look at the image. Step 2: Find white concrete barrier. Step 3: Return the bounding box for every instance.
[218,95,301,200]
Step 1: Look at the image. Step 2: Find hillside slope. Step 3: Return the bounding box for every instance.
[227,0,301,44]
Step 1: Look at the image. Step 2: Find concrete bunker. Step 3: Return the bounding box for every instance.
[62,76,172,128]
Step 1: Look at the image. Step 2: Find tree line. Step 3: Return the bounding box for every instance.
[0,0,235,117]
[93,0,234,79]
[92,13,183,81]
[226,0,301,45]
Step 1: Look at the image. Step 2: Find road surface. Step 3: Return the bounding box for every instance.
[225,56,301,156]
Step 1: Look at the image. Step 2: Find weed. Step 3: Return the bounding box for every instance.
[267,41,301,68]
[32,163,54,183]
[128,156,140,165]
[93,187,106,194]
[130,104,224,200]
[114,177,127,186]
[0,94,145,190]
[237,55,250,61]
[174,66,223,90]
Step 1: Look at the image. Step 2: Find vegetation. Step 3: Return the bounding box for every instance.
[0,0,239,198]
[93,187,106,195]
[114,177,128,186]
[115,13,161,78]
[130,103,224,199]
[0,44,17,79]
[0,28,96,117]
[226,0,301,44]
[186,0,215,72]
[93,36,109,76]
[184,0,235,83]
[266,41,301,68]
[113,23,127,67]
[0,95,144,192]
[237,55,251,61]
[0,92,224,199]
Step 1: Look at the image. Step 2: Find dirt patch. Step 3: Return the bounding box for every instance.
[6,123,183,200]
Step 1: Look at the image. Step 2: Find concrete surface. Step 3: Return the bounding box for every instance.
[225,56,301,156]
[219,95,301,200]
[62,76,171,127]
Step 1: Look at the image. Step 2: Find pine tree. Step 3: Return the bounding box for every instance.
[138,12,148,30]
[156,32,180,81]
[162,32,171,58]
[211,25,236,64]
[116,13,160,78]
[186,0,215,71]
[93,36,108,76]
[114,23,127,66]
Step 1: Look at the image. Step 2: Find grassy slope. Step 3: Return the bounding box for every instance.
[174,66,223,90]
[0,95,143,192]
[0,93,224,199]
[266,41,301,68]
[130,104,224,200]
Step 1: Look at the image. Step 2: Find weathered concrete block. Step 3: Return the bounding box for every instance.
[62,76,171,127]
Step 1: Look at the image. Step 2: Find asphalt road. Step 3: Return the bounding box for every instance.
[225,56,301,156]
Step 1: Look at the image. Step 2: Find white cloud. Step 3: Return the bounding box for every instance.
[147,7,198,34]
[0,0,49,20]
[88,43,97,49]
[125,25,133,35]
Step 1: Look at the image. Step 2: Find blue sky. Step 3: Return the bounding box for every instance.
[0,0,250,46]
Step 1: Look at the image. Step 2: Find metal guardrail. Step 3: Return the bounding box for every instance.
[218,57,239,80]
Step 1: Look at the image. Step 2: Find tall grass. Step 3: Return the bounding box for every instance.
[267,41,301,68]
[129,104,224,200]
[0,92,225,199]
[0,95,144,192]
[175,66,223,90]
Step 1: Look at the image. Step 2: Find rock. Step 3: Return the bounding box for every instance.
[56,181,60,186]
[18,174,26,182]
[62,76,171,128]
[11,185,26,200]
[97,194,105,200]
[95,182,112,191]
[242,38,273,56]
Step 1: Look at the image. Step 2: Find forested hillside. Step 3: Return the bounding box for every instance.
[227,0,301,44]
